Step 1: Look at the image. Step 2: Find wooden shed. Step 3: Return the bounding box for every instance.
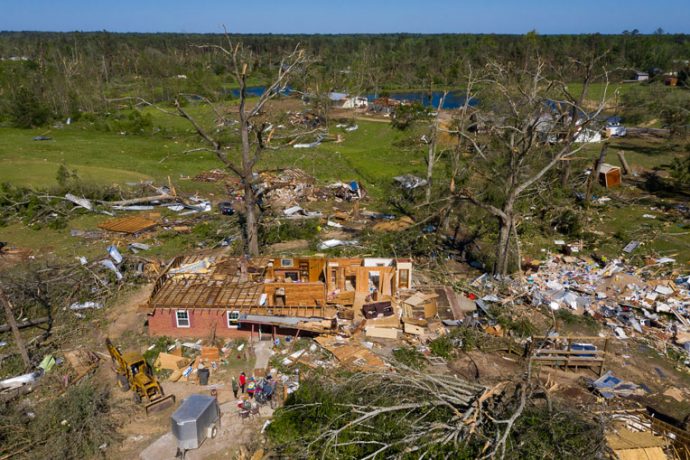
[598,164,622,188]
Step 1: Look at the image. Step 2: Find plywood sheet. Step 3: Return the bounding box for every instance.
[614,447,667,460]
[155,352,190,370]
[365,327,401,340]
[99,216,157,234]
[200,346,221,362]
[606,429,666,450]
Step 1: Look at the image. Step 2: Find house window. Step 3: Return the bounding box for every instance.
[284,271,299,281]
[398,269,409,288]
[330,268,337,286]
[280,258,294,267]
[227,310,240,328]
[176,310,190,328]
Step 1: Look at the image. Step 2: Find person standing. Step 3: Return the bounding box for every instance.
[247,377,256,399]
[239,371,246,394]
[231,376,239,399]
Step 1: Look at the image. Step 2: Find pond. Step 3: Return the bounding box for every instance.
[225,86,475,109]
[366,90,476,110]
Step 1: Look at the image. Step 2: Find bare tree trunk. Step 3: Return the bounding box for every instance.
[617,150,631,175]
[511,220,523,278]
[425,92,447,204]
[243,179,260,257]
[495,214,512,277]
[0,286,31,370]
[585,142,609,204]
[425,141,435,204]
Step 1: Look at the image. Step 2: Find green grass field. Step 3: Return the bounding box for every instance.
[1,101,688,266]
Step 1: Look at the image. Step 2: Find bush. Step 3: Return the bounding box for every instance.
[392,346,426,369]
[10,86,51,128]
[260,219,320,245]
[429,335,453,358]
[93,109,153,134]
[505,404,605,459]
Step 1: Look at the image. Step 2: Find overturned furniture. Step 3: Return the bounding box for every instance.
[171,394,221,452]
[598,164,622,188]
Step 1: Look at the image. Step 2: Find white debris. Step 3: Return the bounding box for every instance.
[65,194,94,211]
[317,239,359,250]
[69,301,103,310]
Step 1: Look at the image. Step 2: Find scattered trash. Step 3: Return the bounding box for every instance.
[65,194,94,211]
[107,245,123,264]
[393,174,428,190]
[317,239,359,250]
[623,241,640,253]
[69,301,104,310]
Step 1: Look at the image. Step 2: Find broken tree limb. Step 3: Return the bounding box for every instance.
[0,316,50,334]
[0,286,31,370]
[101,194,176,207]
[64,194,94,211]
[617,150,631,175]
[585,142,609,204]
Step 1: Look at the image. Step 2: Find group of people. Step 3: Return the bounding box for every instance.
[232,371,276,406]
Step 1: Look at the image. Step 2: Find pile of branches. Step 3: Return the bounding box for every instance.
[268,366,606,459]
[0,256,145,369]
[0,181,151,228]
[0,380,121,459]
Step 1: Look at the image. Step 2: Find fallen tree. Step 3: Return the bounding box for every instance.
[267,365,606,459]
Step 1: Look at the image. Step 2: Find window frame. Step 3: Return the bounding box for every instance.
[280,258,294,267]
[284,271,300,281]
[175,310,190,328]
[227,310,240,328]
[398,269,409,288]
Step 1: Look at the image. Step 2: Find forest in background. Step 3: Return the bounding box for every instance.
[1,31,689,126]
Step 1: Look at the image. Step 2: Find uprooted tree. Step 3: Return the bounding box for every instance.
[168,36,309,256]
[446,54,609,276]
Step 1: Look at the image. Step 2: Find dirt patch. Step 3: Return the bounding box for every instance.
[0,246,33,271]
[449,350,524,384]
[107,284,153,339]
[266,239,311,253]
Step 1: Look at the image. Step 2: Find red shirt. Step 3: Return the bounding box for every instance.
[239,374,246,386]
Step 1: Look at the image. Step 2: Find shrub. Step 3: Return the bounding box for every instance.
[10,86,51,128]
[392,346,426,369]
[429,335,453,358]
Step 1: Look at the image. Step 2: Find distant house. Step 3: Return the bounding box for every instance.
[370,97,402,115]
[633,71,649,81]
[328,92,368,109]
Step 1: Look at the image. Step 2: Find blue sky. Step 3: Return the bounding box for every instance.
[2,0,689,34]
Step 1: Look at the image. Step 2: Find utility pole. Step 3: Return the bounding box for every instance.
[0,285,31,370]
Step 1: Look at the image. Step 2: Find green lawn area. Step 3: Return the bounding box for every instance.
[565,81,634,103]
[0,109,422,205]
[1,102,688,267]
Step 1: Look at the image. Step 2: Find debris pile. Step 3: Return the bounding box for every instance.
[476,255,690,356]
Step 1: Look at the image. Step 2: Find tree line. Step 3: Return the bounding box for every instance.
[1,31,690,127]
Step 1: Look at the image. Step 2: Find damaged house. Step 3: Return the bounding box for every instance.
[144,254,413,339]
